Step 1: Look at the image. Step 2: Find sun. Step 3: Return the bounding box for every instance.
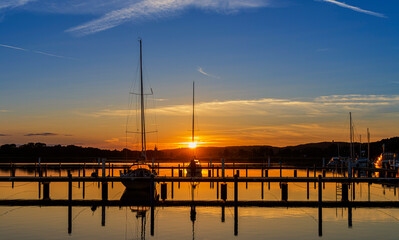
[189,142,197,149]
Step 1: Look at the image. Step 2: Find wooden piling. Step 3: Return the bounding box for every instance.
[342,183,349,202]
[43,182,50,200]
[68,170,72,202]
[318,175,322,204]
[161,183,167,201]
[234,171,238,236]
[102,182,108,201]
[281,183,288,201]
[221,183,227,201]
[314,165,316,189]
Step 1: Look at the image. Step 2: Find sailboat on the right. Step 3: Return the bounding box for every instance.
[186,81,202,178]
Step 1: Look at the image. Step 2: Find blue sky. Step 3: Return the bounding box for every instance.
[0,0,399,149]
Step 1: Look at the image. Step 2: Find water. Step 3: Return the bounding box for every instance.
[1,166,399,239]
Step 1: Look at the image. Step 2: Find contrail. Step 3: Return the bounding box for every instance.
[320,0,386,18]
[0,43,76,60]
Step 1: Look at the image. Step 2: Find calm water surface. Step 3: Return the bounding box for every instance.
[1,166,399,239]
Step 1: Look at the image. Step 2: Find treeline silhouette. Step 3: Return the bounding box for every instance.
[1,137,399,164]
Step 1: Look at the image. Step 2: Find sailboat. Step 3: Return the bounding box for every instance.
[186,81,202,178]
[120,39,156,190]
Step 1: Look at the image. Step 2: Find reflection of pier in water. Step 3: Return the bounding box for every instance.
[2,163,399,238]
[0,199,395,237]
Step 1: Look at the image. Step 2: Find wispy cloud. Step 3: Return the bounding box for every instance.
[0,0,36,10]
[0,109,10,113]
[0,134,10,137]
[65,0,271,35]
[319,0,386,18]
[24,133,58,136]
[0,43,76,60]
[197,67,220,79]
[88,94,399,118]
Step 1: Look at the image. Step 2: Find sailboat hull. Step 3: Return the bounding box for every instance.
[120,177,154,190]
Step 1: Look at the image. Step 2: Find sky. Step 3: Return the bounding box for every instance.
[0,0,399,150]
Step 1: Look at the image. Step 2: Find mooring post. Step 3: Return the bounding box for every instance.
[348,206,352,228]
[221,205,225,222]
[281,182,288,201]
[318,205,323,237]
[294,170,297,178]
[368,183,371,202]
[323,170,326,189]
[234,171,238,236]
[78,167,81,188]
[280,161,282,177]
[314,165,316,189]
[318,175,322,204]
[68,170,72,202]
[102,158,106,178]
[45,164,47,178]
[111,164,114,188]
[222,158,225,178]
[161,183,167,201]
[150,175,155,204]
[342,183,349,202]
[217,181,219,199]
[43,182,50,200]
[171,168,174,199]
[68,204,72,234]
[102,181,108,201]
[101,205,105,226]
[217,166,219,177]
[352,182,356,201]
[59,163,61,177]
[82,165,86,199]
[221,183,227,201]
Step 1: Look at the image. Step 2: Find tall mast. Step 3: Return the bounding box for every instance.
[139,39,146,159]
[367,128,370,160]
[349,112,353,160]
[192,81,195,144]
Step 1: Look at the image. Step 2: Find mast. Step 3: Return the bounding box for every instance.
[367,128,370,160]
[359,134,362,157]
[192,81,195,144]
[139,39,146,160]
[349,112,353,160]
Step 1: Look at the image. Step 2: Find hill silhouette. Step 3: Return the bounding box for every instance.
[1,137,399,164]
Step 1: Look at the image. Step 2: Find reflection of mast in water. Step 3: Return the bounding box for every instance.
[190,183,197,240]
[131,206,148,240]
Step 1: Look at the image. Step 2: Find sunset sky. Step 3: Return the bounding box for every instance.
[1,0,399,150]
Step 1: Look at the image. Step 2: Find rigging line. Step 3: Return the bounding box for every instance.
[72,207,88,222]
[0,206,25,217]
[298,208,318,223]
[126,52,140,151]
[4,190,37,199]
[375,209,399,222]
